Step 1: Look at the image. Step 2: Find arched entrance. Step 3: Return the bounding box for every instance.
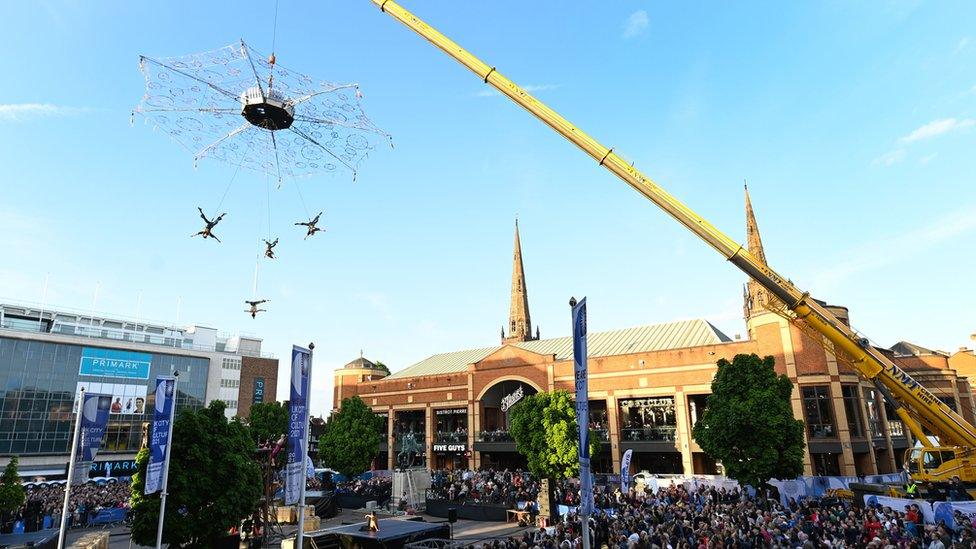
[476,378,539,470]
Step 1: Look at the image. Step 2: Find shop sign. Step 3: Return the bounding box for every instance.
[79,347,151,380]
[435,408,467,416]
[433,443,468,453]
[500,386,525,412]
[253,377,265,404]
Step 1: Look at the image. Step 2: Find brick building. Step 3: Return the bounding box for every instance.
[334,189,974,477]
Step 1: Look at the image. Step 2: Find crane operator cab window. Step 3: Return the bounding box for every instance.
[913,449,957,476]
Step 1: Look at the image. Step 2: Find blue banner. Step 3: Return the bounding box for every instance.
[286,346,311,505]
[79,347,151,379]
[620,449,633,493]
[71,392,112,485]
[253,377,265,404]
[145,376,176,495]
[571,297,593,517]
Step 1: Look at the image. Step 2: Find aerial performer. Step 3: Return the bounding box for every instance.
[263,238,279,259]
[192,207,226,243]
[244,299,269,319]
[295,212,325,240]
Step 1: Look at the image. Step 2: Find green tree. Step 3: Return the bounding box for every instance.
[129,401,262,547]
[248,401,289,444]
[508,391,599,481]
[373,361,391,376]
[0,457,25,525]
[691,354,805,488]
[318,396,381,477]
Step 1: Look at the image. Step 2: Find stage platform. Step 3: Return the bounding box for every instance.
[305,517,450,549]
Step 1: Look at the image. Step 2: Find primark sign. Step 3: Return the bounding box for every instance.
[79,347,152,380]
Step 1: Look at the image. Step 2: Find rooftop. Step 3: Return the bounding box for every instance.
[385,318,732,380]
[0,300,272,358]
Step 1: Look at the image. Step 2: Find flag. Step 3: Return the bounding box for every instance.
[71,392,112,485]
[571,297,593,517]
[286,345,311,505]
[620,449,633,493]
[145,376,176,495]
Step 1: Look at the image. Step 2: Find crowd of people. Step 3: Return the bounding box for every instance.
[428,469,976,548]
[13,481,131,531]
[430,469,542,506]
[333,477,392,502]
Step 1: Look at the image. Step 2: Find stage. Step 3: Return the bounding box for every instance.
[306,518,450,549]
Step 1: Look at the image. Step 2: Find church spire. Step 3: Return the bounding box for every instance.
[744,183,766,264]
[503,219,535,344]
[743,184,771,319]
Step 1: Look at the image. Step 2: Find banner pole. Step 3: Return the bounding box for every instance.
[570,298,591,549]
[156,371,180,549]
[58,387,85,549]
[296,342,314,549]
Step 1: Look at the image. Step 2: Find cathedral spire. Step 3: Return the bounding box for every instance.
[744,182,767,264]
[743,184,771,319]
[503,219,535,344]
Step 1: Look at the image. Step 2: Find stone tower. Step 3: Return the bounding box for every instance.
[503,219,537,344]
[743,184,772,319]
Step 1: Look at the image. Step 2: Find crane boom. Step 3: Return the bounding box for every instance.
[370,0,976,451]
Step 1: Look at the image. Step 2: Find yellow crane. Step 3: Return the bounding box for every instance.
[368,0,976,487]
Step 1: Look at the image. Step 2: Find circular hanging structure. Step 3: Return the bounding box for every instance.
[133,40,391,182]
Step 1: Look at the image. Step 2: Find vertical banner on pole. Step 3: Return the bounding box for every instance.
[71,393,112,485]
[571,297,593,518]
[145,376,176,495]
[620,449,634,493]
[286,345,311,505]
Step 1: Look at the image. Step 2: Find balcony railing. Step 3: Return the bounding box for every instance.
[807,423,836,439]
[477,430,513,442]
[621,426,676,442]
[435,431,468,443]
[591,428,610,442]
[887,420,905,438]
[393,433,425,450]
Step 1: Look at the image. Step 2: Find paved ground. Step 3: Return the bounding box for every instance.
[54,507,531,548]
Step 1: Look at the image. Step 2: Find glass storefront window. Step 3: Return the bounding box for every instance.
[619,397,676,441]
[0,337,209,456]
[802,385,835,438]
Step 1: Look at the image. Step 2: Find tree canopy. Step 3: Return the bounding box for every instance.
[691,353,805,488]
[373,361,391,376]
[248,401,289,445]
[509,391,599,481]
[0,457,25,516]
[129,400,262,547]
[318,396,382,477]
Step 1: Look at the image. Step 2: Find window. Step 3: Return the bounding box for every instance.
[841,385,863,437]
[863,387,883,438]
[221,357,241,371]
[802,386,835,438]
[938,396,957,412]
[220,379,240,388]
[812,453,841,476]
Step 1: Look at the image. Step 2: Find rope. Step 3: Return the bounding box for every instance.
[293,176,311,219]
[271,0,280,56]
[266,174,273,241]
[215,153,247,211]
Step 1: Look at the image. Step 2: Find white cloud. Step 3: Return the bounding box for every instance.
[622,10,649,39]
[0,103,85,121]
[957,37,971,53]
[899,118,975,144]
[919,153,938,165]
[871,149,905,167]
[474,83,560,98]
[812,205,976,291]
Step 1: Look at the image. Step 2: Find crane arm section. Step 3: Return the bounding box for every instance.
[370,0,976,449]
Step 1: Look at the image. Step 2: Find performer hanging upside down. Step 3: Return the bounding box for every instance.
[295,212,325,240]
[263,238,278,259]
[245,299,269,319]
[192,207,226,242]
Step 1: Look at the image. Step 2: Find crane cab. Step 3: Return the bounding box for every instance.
[905,447,976,484]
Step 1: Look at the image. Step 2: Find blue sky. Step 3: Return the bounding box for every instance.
[1,1,974,416]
